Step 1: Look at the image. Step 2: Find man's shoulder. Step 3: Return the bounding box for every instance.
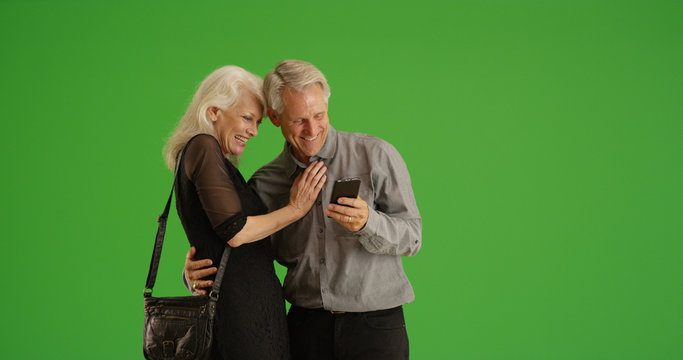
[337,130,400,157]
[337,130,391,147]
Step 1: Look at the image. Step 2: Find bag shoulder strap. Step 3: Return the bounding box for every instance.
[144,142,232,299]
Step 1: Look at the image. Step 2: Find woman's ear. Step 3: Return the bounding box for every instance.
[207,106,219,122]
[267,108,280,127]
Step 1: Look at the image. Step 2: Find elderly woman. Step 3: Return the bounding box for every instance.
[163,66,326,359]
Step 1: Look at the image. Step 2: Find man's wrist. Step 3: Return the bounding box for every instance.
[355,207,375,236]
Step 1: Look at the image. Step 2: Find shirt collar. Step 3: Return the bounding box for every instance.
[284,125,338,177]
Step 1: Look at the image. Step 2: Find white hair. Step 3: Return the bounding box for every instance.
[163,66,264,170]
[263,59,331,115]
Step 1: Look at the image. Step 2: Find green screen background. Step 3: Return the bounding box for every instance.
[1,1,680,359]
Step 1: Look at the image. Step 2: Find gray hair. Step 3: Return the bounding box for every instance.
[163,66,264,170]
[263,59,331,115]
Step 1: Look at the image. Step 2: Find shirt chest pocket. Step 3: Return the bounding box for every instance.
[354,173,374,208]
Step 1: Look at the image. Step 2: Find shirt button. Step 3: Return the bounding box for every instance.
[319,228,324,234]
[321,288,327,294]
[320,258,326,265]
[316,200,322,206]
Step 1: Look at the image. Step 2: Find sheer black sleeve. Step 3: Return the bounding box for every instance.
[182,134,246,242]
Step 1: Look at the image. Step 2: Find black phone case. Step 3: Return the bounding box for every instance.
[330,178,361,205]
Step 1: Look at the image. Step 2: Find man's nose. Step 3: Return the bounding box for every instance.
[303,120,315,134]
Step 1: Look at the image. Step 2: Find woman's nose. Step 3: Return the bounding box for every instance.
[247,123,258,137]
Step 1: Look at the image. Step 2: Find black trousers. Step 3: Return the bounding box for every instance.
[287,305,409,360]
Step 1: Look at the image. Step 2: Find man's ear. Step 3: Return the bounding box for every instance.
[267,108,280,127]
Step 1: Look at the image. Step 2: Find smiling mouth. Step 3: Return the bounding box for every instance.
[235,135,249,144]
[301,134,318,142]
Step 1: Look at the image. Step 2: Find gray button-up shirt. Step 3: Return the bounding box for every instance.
[250,125,422,312]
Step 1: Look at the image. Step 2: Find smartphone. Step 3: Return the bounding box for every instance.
[330,177,361,206]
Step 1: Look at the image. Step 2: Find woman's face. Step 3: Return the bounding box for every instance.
[211,93,263,156]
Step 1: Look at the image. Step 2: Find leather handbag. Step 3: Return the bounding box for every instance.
[142,158,231,360]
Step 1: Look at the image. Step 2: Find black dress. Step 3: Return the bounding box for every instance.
[175,134,290,360]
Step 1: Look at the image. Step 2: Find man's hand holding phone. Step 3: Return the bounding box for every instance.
[326,189,369,232]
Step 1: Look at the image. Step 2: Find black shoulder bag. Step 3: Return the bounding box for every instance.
[142,159,231,360]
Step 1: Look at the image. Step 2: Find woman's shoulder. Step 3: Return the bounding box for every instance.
[181,134,225,171]
[185,133,220,150]
[183,133,222,158]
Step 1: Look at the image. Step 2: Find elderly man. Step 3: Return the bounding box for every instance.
[185,59,421,359]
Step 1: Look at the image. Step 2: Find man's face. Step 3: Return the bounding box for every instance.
[272,84,329,164]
